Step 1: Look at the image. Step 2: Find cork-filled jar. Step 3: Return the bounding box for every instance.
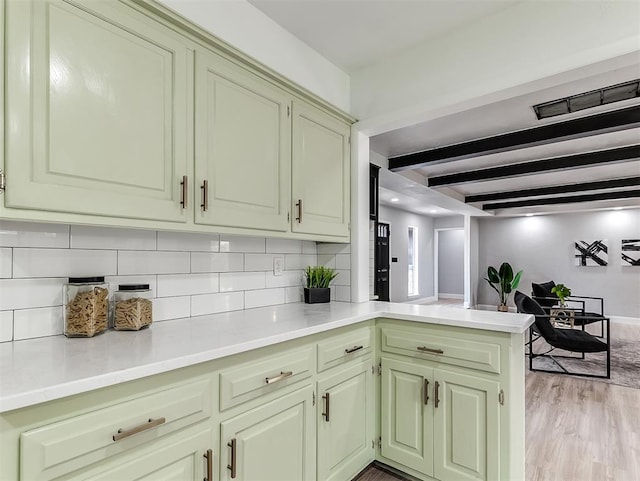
[64,276,109,337]
[114,284,153,331]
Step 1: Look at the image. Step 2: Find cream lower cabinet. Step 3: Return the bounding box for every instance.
[219,386,315,481]
[317,359,375,481]
[4,0,190,223]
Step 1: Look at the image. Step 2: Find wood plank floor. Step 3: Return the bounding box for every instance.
[354,322,640,481]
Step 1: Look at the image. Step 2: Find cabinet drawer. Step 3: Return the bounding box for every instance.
[380,327,501,374]
[220,346,313,411]
[20,376,212,480]
[317,327,372,372]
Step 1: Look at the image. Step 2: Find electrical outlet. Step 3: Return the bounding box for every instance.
[273,257,284,276]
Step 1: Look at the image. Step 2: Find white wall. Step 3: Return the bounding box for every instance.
[351,2,640,131]
[438,229,464,297]
[379,205,434,302]
[477,209,640,318]
[157,0,350,112]
[434,215,464,229]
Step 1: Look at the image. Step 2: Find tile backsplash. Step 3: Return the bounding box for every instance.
[0,221,351,342]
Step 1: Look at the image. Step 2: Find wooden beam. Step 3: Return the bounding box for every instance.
[427,145,640,187]
[388,105,640,171]
[465,176,640,203]
[482,189,640,210]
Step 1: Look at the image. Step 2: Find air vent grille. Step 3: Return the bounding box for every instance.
[533,79,640,120]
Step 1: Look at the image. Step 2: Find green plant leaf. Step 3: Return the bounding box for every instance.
[487,266,500,283]
[511,270,523,290]
[304,265,338,288]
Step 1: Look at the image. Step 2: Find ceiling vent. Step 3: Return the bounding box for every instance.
[533,79,640,120]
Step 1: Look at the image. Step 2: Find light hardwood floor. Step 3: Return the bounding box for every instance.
[355,323,640,481]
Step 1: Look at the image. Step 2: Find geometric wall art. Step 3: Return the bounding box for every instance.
[574,239,608,266]
[621,239,640,266]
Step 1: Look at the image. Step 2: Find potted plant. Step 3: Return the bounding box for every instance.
[551,283,571,307]
[304,266,338,304]
[485,262,523,312]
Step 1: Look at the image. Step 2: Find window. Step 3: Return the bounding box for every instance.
[408,226,418,296]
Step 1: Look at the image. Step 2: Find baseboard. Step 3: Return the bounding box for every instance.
[404,296,437,304]
[610,315,640,325]
[476,303,517,313]
[438,293,464,300]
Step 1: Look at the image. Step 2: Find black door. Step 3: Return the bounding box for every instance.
[375,222,390,302]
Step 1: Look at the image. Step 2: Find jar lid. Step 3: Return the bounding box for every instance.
[118,284,150,291]
[68,276,105,283]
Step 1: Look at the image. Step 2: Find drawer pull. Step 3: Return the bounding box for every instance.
[417,346,444,355]
[345,345,364,354]
[112,417,166,441]
[434,381,440,409]
[296,199,303,223]
[201,179,209,212]
[227,438,237,479]
[204,448,213,481]
[265,370,293,384]
[424,379,430,405]
[180,175,188,209]
[322,392,330,422]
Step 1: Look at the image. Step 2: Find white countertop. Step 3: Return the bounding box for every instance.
[0,301,533,413]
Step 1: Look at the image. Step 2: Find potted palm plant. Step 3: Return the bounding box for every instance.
[485,262,523,312]
[304,266,338,304]
[551,283,571,307]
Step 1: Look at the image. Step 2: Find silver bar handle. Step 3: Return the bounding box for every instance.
[417,346,444,355]
[296,199,303,223]
[345,345,364,354]
[227,438,236,479]
[201,179,208,212]
[180,175,188,209]
[113,417,166,441]
[204,448,213,481]
[265,370,293,384]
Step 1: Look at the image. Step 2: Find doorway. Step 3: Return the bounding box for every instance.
[434,228,464,305]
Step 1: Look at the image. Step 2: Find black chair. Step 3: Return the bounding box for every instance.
[515,291,610,379]
[531,280,606,337]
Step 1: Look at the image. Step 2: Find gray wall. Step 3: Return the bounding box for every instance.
[438,229,464,296]
[379,205,434,302]
[434,215,464,229]
[477,209,640,318]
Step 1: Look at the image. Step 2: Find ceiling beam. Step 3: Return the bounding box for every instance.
[465,176,640,203]
[388,105,640,171]
[427,144,640,187]
[482,189,640,210]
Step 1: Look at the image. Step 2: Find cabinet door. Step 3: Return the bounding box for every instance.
[220,387,315,481]
[317,359,374,481]
[380,357,434,477]
[291,101,350,238]
[195,49,291,232]
[5,0,189,222]
[433,369,500,481]
[58,426,212,481]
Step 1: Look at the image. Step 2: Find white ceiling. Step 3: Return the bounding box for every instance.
[249,0,640,217]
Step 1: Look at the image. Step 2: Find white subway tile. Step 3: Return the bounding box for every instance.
[12,248,117,278]
[0,311,13,342]
[284,254,317,271]
[105,276,157,300]
[13,307,64,340]
[0,221,69,248]
[317,254,336,268]
[191,253,244,273]
[245,254,280,272]
[302,241,317,255]
[334,270,351,286]
[285,286,303,303]
[219,272,265,292]
[219,235,265,253]
[334,286,351,303]
[157,273,219,297]
[266,238,302,254]
[335,254,351,270]
[71,226,156,250]
[266,271,302,288]
[0,278,65,310]
[316,243,350,255]
[152,296,191,322]
[157,231,220,252]
[118,251,189,275]
[191,292,244,317]
[245,288,285,309]
[0,248,11,278]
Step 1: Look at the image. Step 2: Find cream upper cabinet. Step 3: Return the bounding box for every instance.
[195,49,291,232]
[5,0,190,222]
[291,101,350,238]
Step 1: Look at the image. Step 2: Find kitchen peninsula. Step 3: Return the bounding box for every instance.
[0,302,533,481]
